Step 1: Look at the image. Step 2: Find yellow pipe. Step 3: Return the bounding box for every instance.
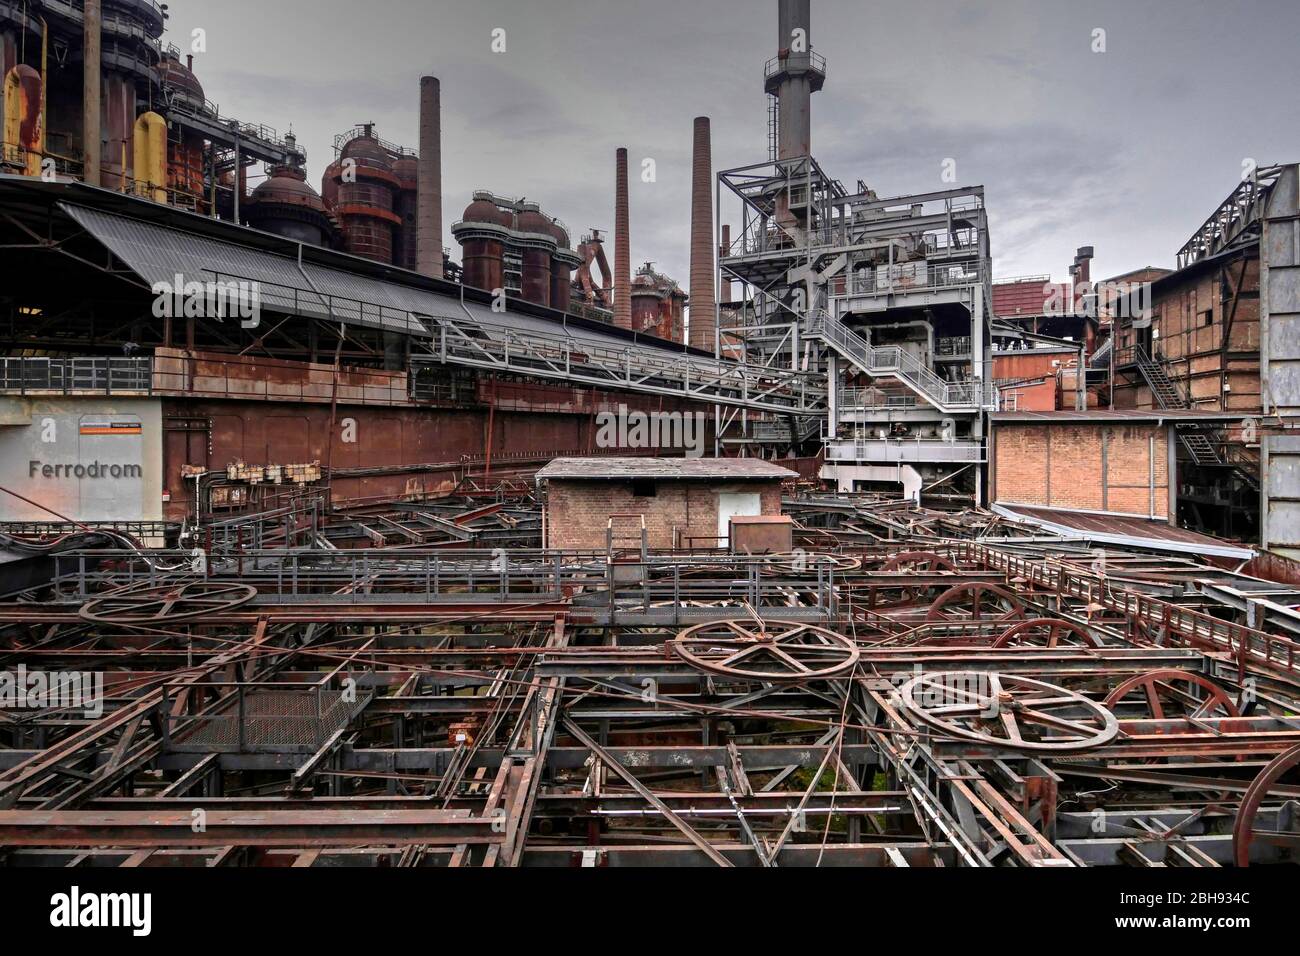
[3,65,42,176]
[133,111,167,203]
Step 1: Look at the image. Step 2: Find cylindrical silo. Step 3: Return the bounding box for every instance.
[334,130,401,263]
[246,165,334,247]
[393,153,420,271]
[517,203,554,308]
[456,194,510,293]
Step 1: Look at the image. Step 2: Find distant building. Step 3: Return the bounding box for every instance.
[988,409,1253,556]
[536,457,796,550]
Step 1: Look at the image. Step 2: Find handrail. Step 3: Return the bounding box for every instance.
[808,312,992,410]
[957,542,1300,679]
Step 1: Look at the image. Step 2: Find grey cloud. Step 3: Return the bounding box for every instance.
[160,0,1300,287]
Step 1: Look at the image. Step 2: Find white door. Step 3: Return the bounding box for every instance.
[718,492,762,547]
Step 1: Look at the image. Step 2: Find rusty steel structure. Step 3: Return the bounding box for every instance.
[2,493,1299,868]
[0,0,1294,889]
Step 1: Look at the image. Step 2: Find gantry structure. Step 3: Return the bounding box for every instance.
[2,492,1300,867]
[719,1,996,501]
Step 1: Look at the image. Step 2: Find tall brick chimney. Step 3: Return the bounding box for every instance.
[688,117,715,352]
[418,76,444,278]
[613,147,632,329]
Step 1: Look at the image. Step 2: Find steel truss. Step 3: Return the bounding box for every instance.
[2,519,1300,867]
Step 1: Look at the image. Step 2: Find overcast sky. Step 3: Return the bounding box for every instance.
[162,0,1299,285]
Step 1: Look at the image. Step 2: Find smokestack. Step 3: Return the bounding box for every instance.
[613,147,632,330]
[774,0,813,161]
[418,76,444,278]
[1074,245,1094,316]
[688,117,715,353]
[82,0,102,187]
[1074,245,1094,286]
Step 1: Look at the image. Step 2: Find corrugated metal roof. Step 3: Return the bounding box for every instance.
[62,202,430,336]
[992,409,1242,423]
[58,201,721,365]
[993,504,1254,559]
[536,457,799,480]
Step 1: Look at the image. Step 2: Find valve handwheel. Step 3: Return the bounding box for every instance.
[79,580,258,625]
[925,582,1027,624]
[671,619,860,682]
[898,670,1119,754]
[1233,743,1300,867]
[993,618,1104,649]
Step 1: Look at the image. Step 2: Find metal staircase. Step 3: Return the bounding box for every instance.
[1132,346,1223,467]
[806,312,990,413]
[1135,347,1188,409]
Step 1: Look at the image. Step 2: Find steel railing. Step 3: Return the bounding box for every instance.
[844,261,986,297]
[957,543,1300,679]
[0,357,152,394]
[808,313,994,411]
[825,438,985,464]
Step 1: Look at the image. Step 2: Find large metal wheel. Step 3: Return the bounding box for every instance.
[993,618,1104,649]
[1104,669,1240,720]
[925,582,1027,624]
[881,551,957,573]
[671,619,860,682]
[79,580,257,625]
[1233,743,1300,866]
[898,671,1119,754]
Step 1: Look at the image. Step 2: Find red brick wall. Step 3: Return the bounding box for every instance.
[994,351,1071,411]
[992,422,1169,517]
[544,479,783,550]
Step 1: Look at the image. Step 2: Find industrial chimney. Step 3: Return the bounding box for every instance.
[688,117,715,353]
[418,76,444,278]
[1073,245,1094,313]
[83,0,102,187]
[613,147,632,329]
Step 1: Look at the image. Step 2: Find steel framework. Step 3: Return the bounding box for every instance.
[2,496,1299,868]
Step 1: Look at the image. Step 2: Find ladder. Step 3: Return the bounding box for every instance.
[1134,346,1222,467]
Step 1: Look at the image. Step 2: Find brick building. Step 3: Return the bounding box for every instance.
[987,410,1253,557]
[1111,256,1262,414]
[536,457,796,550]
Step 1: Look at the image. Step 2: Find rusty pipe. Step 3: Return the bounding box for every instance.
[82,0,101,186]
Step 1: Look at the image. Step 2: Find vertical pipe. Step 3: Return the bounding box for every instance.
[719,223,732,304]
[775,0,812,161]
[613,147,632,329]
[232,133,241,222]
[82,0,102,187]
[418,76,444,278]
[689,117,715,352]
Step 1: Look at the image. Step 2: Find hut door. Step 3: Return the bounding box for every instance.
[718,492,761,547]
